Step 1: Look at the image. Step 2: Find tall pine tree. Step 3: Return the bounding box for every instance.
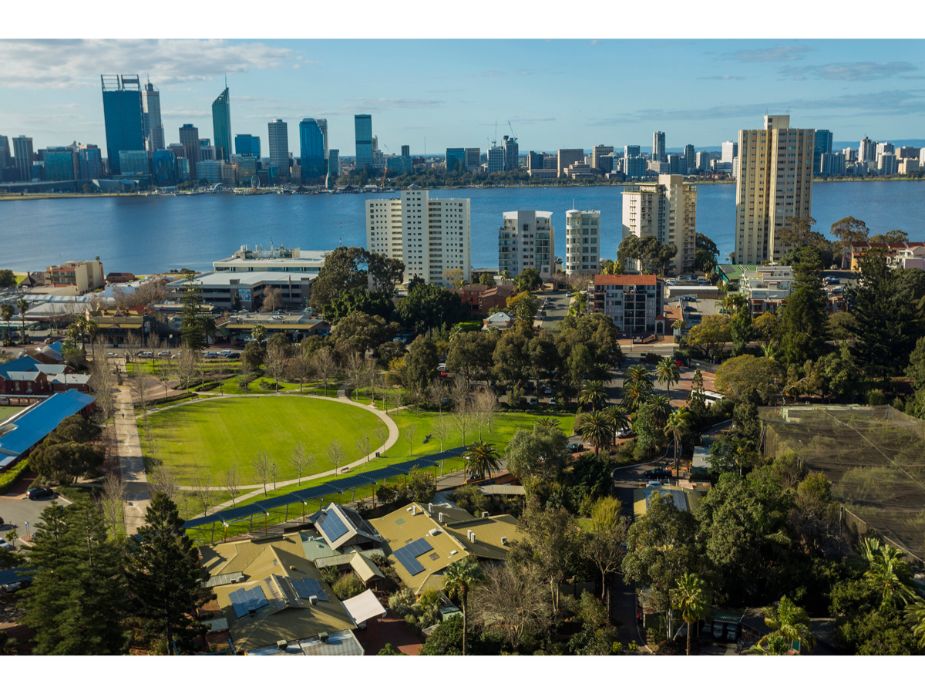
[777,247,830,367]
[124,494,210,654]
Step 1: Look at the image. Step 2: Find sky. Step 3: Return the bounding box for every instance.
[1,39,924,155]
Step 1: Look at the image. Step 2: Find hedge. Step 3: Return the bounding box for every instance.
[0,458,30,493]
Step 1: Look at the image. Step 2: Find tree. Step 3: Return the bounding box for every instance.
[311,347,337,396]
[506,291,539,322]
[264,334,290,390]
[261,286,282,312]
[0,269,16,288]
[396,282,464,334]
[443,557,482,655]
[861,537,915,609]
[633,396,670,457]
[472,562,549,652]
[685,314,732,362]
[291,443,313,485]
[511,503,581,615]
[224,466,240,506]
[514,267,543,293]
[328,441,344,474]
[24,499,128,654]
[582,497,628,602]
[749,596,814,655]
[505,420,570,484]
[254,453,272,496]
[309,247,403,320]
[471,388,498,441]
[714,355,783,404]
[694,233,720,275]
[179,273,211,351]
[752,311,779,345]
[775,216,835,268]
[908,600,925,651]
[31,441,104,486]
[465,442,501,481]
[403,335,438,400]
[777,248,830,367]
[664,408,692,477]
[446,331,496,389]
[0,303,13,344]
[906,336,925,391]
[672,573,709,655]
[830,216,869,268]
[622,495,700,615]
[124,494,210,653]
[725,293,753,355]
[655,357,680,397]
[331,311,394,357]
[578,380,607,411]
[575,410,613,456]
[622,364,653,413]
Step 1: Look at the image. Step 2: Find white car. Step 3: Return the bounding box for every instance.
[0,538,14,551]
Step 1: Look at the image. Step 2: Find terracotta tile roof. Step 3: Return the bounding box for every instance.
[593,274,658,286]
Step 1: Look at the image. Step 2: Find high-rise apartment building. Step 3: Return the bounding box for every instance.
[557,148,584,177]
[652,131,666,162]
[235,134,261,158]
[591,145,614,173]
[13,135,34,182]
[502,135,519,171]
[100,74,145,175]
[178,124,200,180]
[622,174,697,276]
[366,190,471,286]
[813,129,833,175]
[487,144,505,173]
[683,144,696,173]
[267,119,290,180]
[734,114,814,264]
[859,136,876,163]
[498,210,555,279]
[212,86,232,161]
[721,140,737,164]
[355,114,373,169]
[624,145,641,158]
[142,80,165,154]
[592,274,663,337]
[199,139,215,163]
[565,209,601,277]
[299,118,326,180]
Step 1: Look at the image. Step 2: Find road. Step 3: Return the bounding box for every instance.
[533,289,570,331]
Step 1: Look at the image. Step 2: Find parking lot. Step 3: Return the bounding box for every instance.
[0,475,69,547]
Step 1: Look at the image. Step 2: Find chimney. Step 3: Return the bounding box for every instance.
[438,512,445,524]
[501,536,509,546]
[427,503,433,514]
[276,639,288,651]
[481,511,489,518]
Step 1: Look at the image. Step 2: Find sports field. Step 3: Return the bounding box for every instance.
[141,396,389,486]
[0,406,22,421]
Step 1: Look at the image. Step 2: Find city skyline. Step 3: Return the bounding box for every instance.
[1,39,925,153]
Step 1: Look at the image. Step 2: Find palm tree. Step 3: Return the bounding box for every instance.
[0,303,12,345]
[648,395,673,429]
[671,573,708,655]
[17,297,28,344]
[664,408,692,477]
[907,599,925,650]
[578,380,607,411]
[655,357,680,398]
[575,410,614,456]
[465,442,501,482]
[443,557,482,656]
[861,537,915,608]
[602,405,629,446]
[622,364,653,412]
[749,596,814,655]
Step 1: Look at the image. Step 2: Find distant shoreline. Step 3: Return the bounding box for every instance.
[1,176,922,202]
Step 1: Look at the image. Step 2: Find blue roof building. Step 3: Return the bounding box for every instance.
[0,390,95,470]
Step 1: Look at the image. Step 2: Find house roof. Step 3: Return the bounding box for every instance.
[248,629,364,656]
[370,503,521,595]
[311,502,381,551]
[632,486,703,518]
[0,356,40,380]
[342,589,386,625]
[593,274,658,286]
[199,534,355,653]
[349,552,385,584]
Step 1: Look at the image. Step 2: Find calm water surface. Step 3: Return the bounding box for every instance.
[2,181,924,273]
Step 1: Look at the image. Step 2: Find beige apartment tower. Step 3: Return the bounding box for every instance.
[734,115,814,264]
[565,210,601,277]
[366,190,471,286]
[498,210,555,279]
[621,174,697,276]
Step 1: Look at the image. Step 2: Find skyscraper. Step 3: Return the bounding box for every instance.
[465,148,481,172]
[503,135,519,171]
[267,119,290,180]
[142,80,165,154]
[43,146,77,181]
[317,119,328,157]
[683,144,696,173]
[100,74,145,175]
[557,148,584,177]
[13,135,34,182]
[565,210,601,277]
[299,118,326,181]
[77,145,103,180]
[622,174,697,275]
[151,149,177,186]
[212,86,232,162]
[859,136,876,163]
[178,124,200,180]
[652,131,666,162]
[446,148,465,174]
[814,129,833,175]
[721,140,738,163]
[487,144,505,173]
[234,134,261,158]
[735,115,814,264]
[327,149,340,178]
[366,190,471,286]
[591,145,614,172]
[0,135,10,170]
[498,211,555,278]
[354,114,373,169]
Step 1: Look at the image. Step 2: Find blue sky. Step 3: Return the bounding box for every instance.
[1,39,924,154]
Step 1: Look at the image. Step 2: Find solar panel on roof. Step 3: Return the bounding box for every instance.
[319,511,349,541]
[292,577,327,601]
[229,586,269,617]
[392,538,433,576]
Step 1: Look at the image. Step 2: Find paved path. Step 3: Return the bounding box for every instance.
[111,359,151,534]
[155,393,400,515]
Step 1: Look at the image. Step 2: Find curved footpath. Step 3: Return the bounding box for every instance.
[143,391,400,514]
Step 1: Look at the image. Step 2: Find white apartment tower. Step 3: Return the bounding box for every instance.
[498,211,555,279]
[622,174,697,276]
[565,210,601,277]
[366,190,471,286]
[734,115,814,264]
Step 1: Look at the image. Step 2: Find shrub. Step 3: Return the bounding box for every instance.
[332,573,364,600]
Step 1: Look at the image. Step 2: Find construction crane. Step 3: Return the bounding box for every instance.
[380,143,389,188]
[508,120,517,139]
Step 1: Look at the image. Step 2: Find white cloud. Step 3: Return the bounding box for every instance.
[0,39,300,89]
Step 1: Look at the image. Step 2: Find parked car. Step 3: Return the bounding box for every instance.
[644,467,672,480]
[27,486,56,501]
[157,351,171,357]
[618,427,635,439]
[548,398,557,406]
[0,538,14,551]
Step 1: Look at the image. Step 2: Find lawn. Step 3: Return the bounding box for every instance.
[141,396,389,486]
[0,406,23,421]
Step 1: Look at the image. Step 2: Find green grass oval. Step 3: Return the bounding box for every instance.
[142,396,389,486]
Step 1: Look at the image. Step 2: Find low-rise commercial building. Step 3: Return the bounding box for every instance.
[738,265,794,315]
[45,259,105,293]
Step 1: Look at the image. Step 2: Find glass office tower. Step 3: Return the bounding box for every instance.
[101,74,145,175]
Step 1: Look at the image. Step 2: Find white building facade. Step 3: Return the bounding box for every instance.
[621,174,697,276]
[498,210,555,279]
[365,190,471,286]
[565,209,601,277]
